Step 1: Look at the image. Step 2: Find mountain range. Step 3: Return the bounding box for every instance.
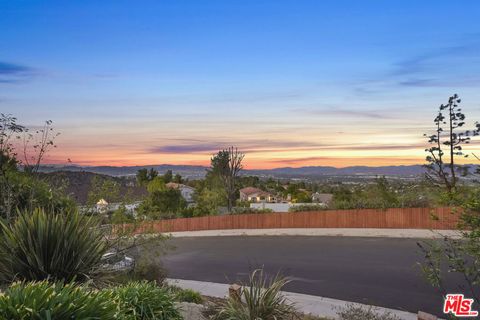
[38,164,429,179]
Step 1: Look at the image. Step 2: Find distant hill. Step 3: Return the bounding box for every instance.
[39,164,430,179]
[39,164,208,178]
[39,171,147,204]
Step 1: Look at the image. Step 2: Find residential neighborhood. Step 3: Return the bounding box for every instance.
[2,1,479,319]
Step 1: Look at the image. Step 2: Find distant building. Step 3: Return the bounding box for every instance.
[96,198,109,213]
[165,182,195,203]
[311,192,334,206]
[239,187,278,203]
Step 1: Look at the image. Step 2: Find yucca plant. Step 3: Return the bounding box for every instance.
[214,269,297,320]
[109,281,182,320]
[0,208,108,283]
[0,280,117,319]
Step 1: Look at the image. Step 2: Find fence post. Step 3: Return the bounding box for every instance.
[229,284,242,302]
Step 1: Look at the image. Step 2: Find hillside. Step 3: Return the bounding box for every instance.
[39,171,147,205]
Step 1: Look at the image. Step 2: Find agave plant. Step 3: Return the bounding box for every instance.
[0,208,108,283]
[214,269,297,320]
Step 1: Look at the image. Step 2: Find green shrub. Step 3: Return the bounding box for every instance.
[0,208,108,283]
[232,207,273,214]
[213,269,296,320]
[0,281,117,319]
[111,205,135,224]
[170,286,203,304]
[110,281,182,320]
[0,168,76,221]
[130,255,167,283]
[289,204,327,212]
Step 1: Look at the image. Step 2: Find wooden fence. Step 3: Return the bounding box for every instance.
[127,207,460,234]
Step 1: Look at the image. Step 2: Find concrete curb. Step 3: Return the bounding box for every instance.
[166,278,419,320]
[166,228,460,239]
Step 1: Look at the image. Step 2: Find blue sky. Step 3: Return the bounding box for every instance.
[2,0,480,167]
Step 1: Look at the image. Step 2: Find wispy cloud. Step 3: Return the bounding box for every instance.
[149,139,424,155]
[393,42,479,75]
[294,107,391,119]
[391,40,480,87]
[397,76,480,88]
[151,143,221,154]
[352,39,480,92]
[0,61,36,83]
[149,139,330,155]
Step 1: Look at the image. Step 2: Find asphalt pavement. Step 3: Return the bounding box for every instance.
[162,236,466,316]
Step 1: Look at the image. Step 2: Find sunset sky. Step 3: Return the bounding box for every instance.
[2,1,480,169]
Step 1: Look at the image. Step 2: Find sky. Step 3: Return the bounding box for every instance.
[2,0,480,169]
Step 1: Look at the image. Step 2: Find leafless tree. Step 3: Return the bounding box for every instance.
[211,146,245,213]
[22,119,60,174]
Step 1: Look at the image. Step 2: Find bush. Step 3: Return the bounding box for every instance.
[138,189,187,220]
[0,168,76,221]
[0,281,117,319]
[213,269,296,320]
[289,204,327,212]
[231,207,273,214]
[110,281,182,320]
[337,304,401,320]
[131,254,167,283]
[0,208,108,283]
[111,205,135,224]
[169,286,203,304]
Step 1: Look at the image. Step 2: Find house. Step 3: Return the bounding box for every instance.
[96,198,109,213]
[165,182,195,203]
[239,187,278,203]
[311,192,334,206]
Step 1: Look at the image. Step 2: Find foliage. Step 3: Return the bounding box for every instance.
[22,120,60,174]
[336,304,401,320]
[136,175,187,219]
[136,168,158,186]
[110,281,182,320]
[192,180,226,216]
[169,286,204,304]
[0,115,74,220]
[110,233,169,284]
[87,175,121,206]
[330,177,435,210]
[213,269,297,320]
[289,204,327,212]
[0,167,76,219]
[418,189,480,306]
[111,205,135,224]
[138,188,186,219]
[0,280,117,320]
[146,176,166,193]
[130,253,168,283]
[424,94,478,194]
[210,147,245,213]
[163,169,173,183]
[232,207,273,214]
[173,173,183,183]
[278,182,311,203]
[0,208,108,283]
